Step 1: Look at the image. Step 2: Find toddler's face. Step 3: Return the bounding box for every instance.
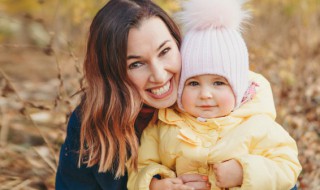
[181,74,235,118]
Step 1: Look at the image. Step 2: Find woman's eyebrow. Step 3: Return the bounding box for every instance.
[157,40,170,51]
[127,40,170,60]
[127,55,141,60]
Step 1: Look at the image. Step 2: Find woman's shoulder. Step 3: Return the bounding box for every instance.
[57,106,129,190]
[62,106,83,152]
[67,106,82,131]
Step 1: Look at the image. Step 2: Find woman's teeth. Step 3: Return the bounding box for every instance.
[151,81,170,95]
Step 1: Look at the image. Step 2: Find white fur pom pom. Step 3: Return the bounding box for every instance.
[176,0,250,31]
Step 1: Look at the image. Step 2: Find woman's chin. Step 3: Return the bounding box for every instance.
[143,94,177,109]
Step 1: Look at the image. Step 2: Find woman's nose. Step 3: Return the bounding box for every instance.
[149,62,166,83]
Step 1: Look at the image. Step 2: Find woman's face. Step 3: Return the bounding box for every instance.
[127,17,181,109]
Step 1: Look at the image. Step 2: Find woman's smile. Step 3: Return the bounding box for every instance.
[147,79,173,98]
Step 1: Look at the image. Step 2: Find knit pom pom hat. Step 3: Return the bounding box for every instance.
[176,0,251,110]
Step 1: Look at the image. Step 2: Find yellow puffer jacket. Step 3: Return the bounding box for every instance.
[127,72,301,190]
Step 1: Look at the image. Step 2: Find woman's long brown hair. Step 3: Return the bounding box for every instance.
[78,0,181,178]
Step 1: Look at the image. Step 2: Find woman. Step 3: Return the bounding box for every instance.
[56,0,209,189]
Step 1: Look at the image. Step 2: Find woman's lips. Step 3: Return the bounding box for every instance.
[147,79,174,99]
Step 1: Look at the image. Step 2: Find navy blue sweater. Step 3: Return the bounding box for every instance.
[55,109,127,190]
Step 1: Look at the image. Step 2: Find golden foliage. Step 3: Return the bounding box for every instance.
[0,0,319,189]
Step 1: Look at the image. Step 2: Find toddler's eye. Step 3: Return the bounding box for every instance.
[187,81,199,86]
[213,81,225,86]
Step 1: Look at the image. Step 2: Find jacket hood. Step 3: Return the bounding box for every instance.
[230,71,276,119]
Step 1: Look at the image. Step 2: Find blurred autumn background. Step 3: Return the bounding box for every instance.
[0,0,319,189]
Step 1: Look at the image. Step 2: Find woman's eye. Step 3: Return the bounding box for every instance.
[159,47,171,56]
[187,81,199,86]
[213,81,225,86]
[128,62,143,70]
